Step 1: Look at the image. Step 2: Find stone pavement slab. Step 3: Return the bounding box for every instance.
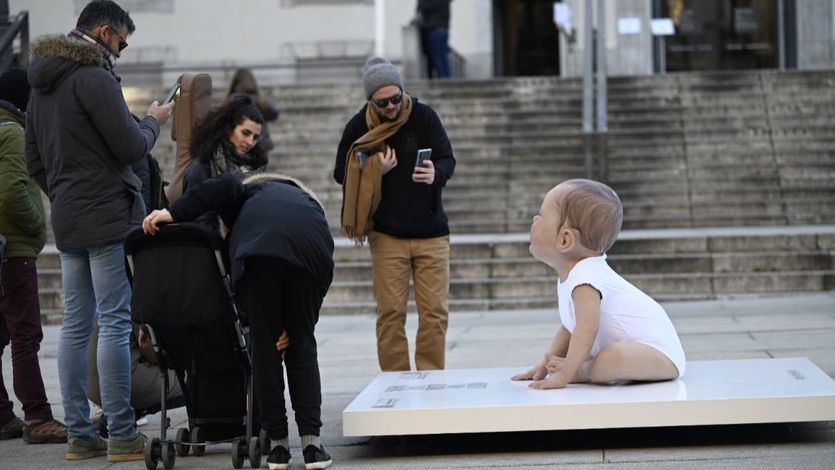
[2,293,834,469]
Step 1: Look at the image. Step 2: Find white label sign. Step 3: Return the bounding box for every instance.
[617,17,642,35]
[651,18,675,36]
[553,3,573,35]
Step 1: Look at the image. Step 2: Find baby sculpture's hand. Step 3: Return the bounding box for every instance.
[545,355,567,374]
[529,372,569,390]
[511,363,547,381]
[511,352,556,381]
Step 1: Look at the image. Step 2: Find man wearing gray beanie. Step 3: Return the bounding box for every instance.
[334,57,456,372]
[362,57,404,100]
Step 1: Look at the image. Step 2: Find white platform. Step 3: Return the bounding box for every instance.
[343,358,835,436]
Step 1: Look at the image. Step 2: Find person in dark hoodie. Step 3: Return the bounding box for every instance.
[0,68,68,445]
[333,57,455,373]
[143,173,334,470]
[417,0,452,78]
[24,0,174,462]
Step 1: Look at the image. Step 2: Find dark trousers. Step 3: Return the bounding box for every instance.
[0,258,52,424]
[240,258,324,438]
[424,28,450,79]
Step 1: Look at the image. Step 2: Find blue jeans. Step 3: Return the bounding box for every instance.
[58,243,135,441]
[426,28,450,79]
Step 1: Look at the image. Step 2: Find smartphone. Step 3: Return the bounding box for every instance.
[416,148,432,167]
[357,150,371,169]
[160,82,180,105]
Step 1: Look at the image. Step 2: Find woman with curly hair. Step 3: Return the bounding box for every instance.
[183,94,268,194]
[225,68,279,152]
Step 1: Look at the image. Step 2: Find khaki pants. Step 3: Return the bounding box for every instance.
[369,231,450,371]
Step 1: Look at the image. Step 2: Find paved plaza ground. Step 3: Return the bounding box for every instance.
[2,293,835,469]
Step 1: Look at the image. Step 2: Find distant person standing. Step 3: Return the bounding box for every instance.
[334,57,455,372]
[0,68,68,445]
[25,0,173,462]
[417,0,452,79]
[225,68,280,153]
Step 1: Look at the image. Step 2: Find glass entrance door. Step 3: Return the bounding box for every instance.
[655,0,783,71]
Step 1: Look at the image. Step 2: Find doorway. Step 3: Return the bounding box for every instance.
[653,0,794,71]
[494,0,561,76]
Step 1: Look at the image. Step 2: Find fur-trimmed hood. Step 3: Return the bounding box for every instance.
[242,172,322,209]
[28,35,102,94]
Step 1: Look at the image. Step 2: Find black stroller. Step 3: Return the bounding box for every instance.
[125,223,268,469]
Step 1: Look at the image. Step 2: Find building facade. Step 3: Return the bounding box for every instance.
[8,0,835,87]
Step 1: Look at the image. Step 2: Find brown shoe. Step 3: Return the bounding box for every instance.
[66,435,107,460]
[0,417,24,440]
[23,419,68,444]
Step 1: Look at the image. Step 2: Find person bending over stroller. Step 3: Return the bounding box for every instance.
[143,173,334,470]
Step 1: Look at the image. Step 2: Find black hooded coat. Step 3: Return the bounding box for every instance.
[25,35,160,250]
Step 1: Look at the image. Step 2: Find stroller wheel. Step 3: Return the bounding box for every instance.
[231,438,245,469]
[191,427,205,456]
[174,428,190,456]
[259,428,270,456]
[248,437,261,468]
[144,437,160,470]
[161,441,176,470]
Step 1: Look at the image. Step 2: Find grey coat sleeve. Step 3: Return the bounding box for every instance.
[78,70,161,166]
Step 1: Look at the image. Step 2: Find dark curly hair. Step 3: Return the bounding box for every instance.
[190,94,266,167]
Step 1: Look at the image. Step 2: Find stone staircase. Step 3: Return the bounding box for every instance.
[36,225,835,323]
[35,70,835,322]
[317,226,835,315]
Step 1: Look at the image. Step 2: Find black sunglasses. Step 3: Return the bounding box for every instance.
[372,93,403,109]
[106,25,128,52]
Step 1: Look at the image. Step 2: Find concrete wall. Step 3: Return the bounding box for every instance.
[11,0,373,64]
[9,0,492,82]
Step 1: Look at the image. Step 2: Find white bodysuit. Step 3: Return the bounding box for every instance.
[557,255,686,377]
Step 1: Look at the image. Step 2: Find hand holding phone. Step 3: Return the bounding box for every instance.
[413,148,435,185]
[416,148,432,167]
[160,82,180,105]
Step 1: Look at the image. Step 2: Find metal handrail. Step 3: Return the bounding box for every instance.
[0,10,28,70]
[449,47,466,78]
[116,56,400,75]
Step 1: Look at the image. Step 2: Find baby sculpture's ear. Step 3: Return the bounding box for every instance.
[557,226,576,253]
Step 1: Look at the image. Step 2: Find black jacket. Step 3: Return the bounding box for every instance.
[25,35,159,250]
[169,174,334,295]
[418,0,451,30]
[333,99,455,239]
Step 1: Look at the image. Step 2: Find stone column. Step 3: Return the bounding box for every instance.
[796,0,835,69]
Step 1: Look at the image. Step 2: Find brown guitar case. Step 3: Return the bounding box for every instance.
[166,73,213,203]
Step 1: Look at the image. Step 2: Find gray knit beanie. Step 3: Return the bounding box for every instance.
[362,57,403,100]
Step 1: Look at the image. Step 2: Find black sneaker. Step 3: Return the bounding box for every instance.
[302,444,332,469]
[266,445,291,470]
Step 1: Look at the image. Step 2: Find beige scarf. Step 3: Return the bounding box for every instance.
[340,93,413,244]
